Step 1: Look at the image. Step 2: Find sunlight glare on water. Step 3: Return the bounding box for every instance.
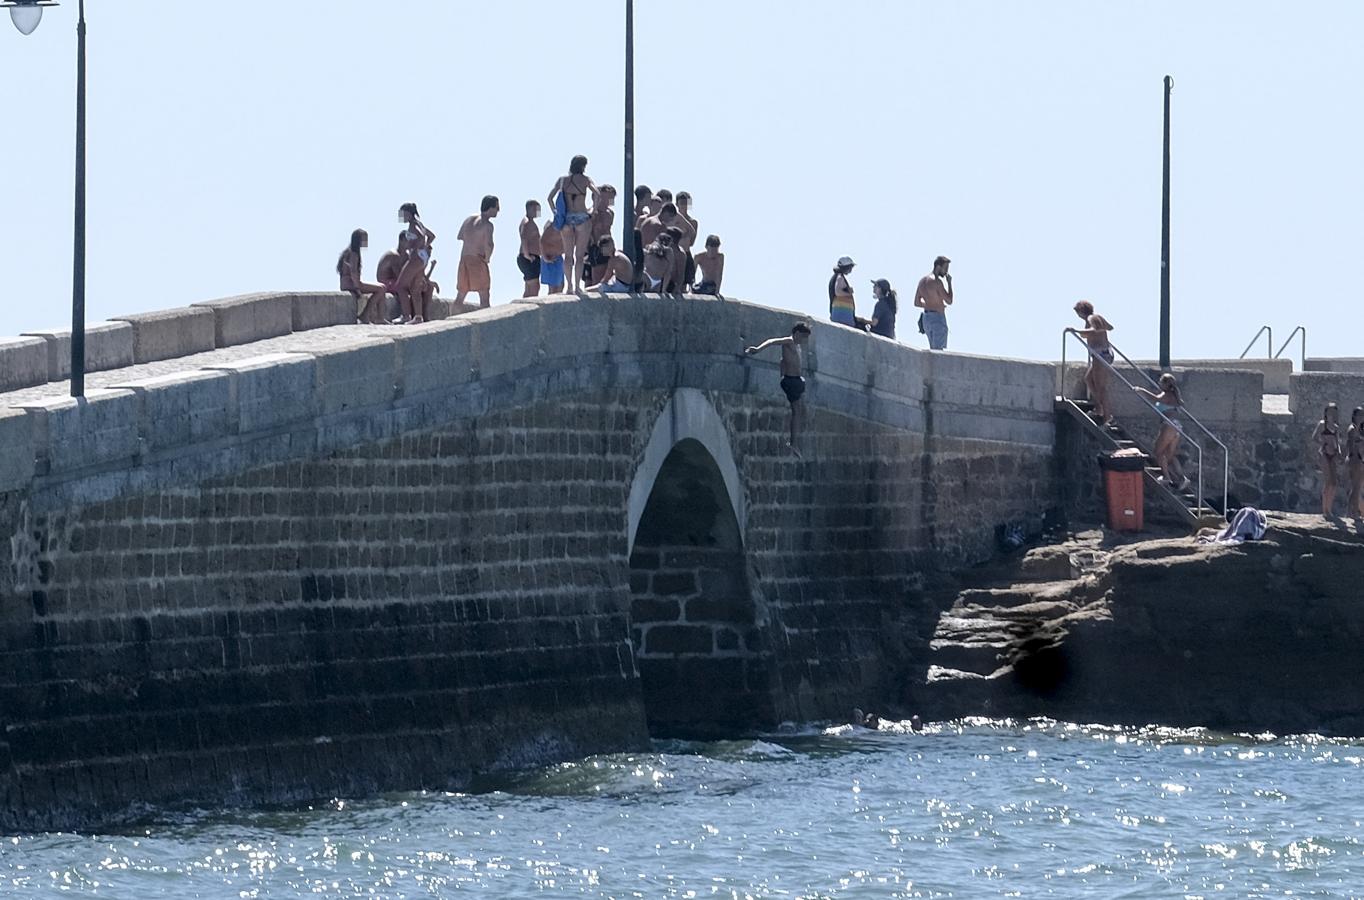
[4,718,1363,898]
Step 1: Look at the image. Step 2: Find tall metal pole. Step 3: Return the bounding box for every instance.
[1159,74,1172,370]
[70,0,87,397]
[622,0,635,264]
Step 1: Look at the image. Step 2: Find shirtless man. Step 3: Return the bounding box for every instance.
[585,235,634,293]
[693,235,725,295]
[640,204,695,290]
[518,200,542,298]
[456,195,499,308]
[914,255,954,350]
[676,191,699,290]
[631,185,654,284]
[745,322,812,456]
[1067,300,1116,424]
[641,229,677,293]
[375,233,407,320]
[585,185,616,286]
[540,218,566,294]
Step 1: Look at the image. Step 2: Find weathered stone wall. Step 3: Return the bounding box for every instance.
[0,294,1059,830]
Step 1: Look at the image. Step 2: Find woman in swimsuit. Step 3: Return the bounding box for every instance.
[1346,407,1364,519]
[547,155,599,294]
[1133,373,1188,491]
[336,229,388,325]
[1069,300,1116,424]
[828,257,858,328]
[397,202,436,324]
[1312,403,1343,516]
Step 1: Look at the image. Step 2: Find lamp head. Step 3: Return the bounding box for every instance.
[4,1,59,36]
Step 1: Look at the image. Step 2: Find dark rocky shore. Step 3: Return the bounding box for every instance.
[906,513,1364,736]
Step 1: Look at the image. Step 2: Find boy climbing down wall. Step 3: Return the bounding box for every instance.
[745,322,812,457]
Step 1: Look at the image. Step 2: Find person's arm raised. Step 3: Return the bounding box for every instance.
[745,336,789,355]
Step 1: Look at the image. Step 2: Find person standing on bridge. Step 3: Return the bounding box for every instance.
[829,257,859,328]
[548,155,599,293]
[1068,300,1116,425]
[914,256,953,350]
[397,203,436,325]
[518,201,543,299]
[456,196,499,308]
[745,322,812,457]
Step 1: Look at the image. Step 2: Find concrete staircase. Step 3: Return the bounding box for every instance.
[1055,396,1223,528]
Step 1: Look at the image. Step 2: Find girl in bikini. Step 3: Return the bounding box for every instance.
[397,202,436,324]
[1313,403,1344,516]
[1346,407,1364,519]
[1133,373,1188,491]
[547,155,598,294]
[336,229,388,325]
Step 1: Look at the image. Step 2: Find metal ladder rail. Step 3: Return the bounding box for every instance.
[1239,325,1273,360]
[1103,341,1230,516]
[1274,326,1307,373]
[1060,332,1210,514]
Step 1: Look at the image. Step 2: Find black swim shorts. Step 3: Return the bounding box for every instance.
[780,375,805,404]
[517,254,541,280]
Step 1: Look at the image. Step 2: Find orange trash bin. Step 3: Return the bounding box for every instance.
[1098,453,1145,532]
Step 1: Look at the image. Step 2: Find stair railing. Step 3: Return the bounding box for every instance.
[1274,326,1307,372]
[1060,331,1229,517]
[1239,325,1273,360]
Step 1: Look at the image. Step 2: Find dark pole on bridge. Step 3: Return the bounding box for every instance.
[1159,74,1173,370]
[622,0,636,264]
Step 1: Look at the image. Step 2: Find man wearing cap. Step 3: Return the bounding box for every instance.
[828,256,859,328]
[915,255,954,350]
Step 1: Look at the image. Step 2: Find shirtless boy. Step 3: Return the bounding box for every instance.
[586,235,634,293]
[693,235,725,295]
[641,230,677,293]
[640,203,694,291]
[676,191,699,289]
[540,218,566,294]
[745,322,812,456]
[914,255,954,350]
[518,201,542,298]
[456,195,499,308]
[585,185,616,285]
[1067,300,1116,424]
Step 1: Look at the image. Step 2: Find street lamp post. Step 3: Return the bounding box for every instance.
[622,0,635,265]
[1159,74,1173,370]
[5,0,87,398]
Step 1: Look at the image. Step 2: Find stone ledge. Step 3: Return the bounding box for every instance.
[0,408,34,491]
[109,369,234,451]
[203,353,317,434]
[0,337,49,393]
[20,321,136,382]
[14,389,142,476]
[292,292,360,331]
[192,293,295,348]
[112,307,216,364]
[309,338,399,415]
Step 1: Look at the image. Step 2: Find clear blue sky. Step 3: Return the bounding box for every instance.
[1,1,1358,362]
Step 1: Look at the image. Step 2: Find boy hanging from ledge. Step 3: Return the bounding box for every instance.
[745,322,812,457]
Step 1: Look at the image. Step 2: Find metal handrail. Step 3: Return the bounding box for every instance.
[1060,331,1229,517]
[1239,325,1273,360]
[1274,326,1307,372]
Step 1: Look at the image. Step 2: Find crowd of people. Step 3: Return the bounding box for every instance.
[825,255,955,350]
[336,156,728,324]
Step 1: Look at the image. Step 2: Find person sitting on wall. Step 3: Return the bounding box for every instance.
[745,321,812,457]
[337,229,388,326]
[1067,300,1116,425]
[869,278,898,340]
[641,229,679,294]
[585,234,634,293]
[693,235,725,296]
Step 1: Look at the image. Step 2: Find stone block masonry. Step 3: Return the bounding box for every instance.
[21,321,136,382]
[0,337,48,393]
[192,293,295,348]
[0,294,1061,831]
[113,307,217,364]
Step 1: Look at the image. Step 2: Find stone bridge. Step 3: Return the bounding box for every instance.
[0,290,1084,829]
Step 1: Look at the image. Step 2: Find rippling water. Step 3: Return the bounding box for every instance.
[6,718,1364,898]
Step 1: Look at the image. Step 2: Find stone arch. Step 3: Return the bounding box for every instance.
[627,388,745,557]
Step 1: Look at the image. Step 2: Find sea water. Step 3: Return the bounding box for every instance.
[4,718,1363,898]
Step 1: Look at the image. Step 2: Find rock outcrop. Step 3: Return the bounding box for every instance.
[911,513,1364,735]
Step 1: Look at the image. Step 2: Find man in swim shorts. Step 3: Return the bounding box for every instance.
[540,218,566,294]
[456,195,499,308]
[745,322,812,457]
[518,200,543,298]
[693,235,724,295]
